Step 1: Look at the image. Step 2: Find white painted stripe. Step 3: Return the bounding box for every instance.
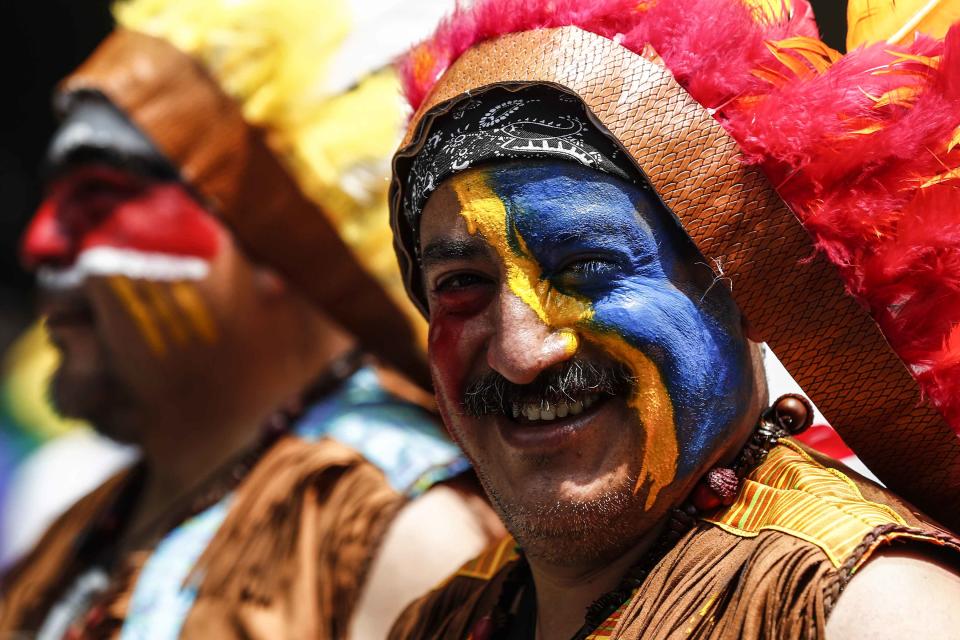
[37,246,210,289]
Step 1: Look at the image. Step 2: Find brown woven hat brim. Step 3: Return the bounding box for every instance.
[390,26,960,531]
[60,29,429,387]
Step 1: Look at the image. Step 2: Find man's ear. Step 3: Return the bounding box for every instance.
[253,266,289,298]
[741,313,764,343]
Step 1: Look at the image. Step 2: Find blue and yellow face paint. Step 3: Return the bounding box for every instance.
[448,161,753,508]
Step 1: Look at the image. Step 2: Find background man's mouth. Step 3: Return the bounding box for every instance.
[42,296,96,331]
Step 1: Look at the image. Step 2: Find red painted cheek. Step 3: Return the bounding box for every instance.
[428,285,494,406]
[428,313,467,406]
[79,183,222,258]
[429,305,484,443]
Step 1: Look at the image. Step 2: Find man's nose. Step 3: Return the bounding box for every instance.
[487,291,574,385]
[21,200,74,269]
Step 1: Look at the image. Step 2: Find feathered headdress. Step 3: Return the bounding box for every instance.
[391,0,960,527]
[58,0,453,385]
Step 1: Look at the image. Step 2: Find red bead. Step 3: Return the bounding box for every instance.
[691,482,723,511]
[470,615,495,640]
[706,468,739,506]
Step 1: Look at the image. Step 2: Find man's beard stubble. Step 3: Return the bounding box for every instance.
[477,463,650,567]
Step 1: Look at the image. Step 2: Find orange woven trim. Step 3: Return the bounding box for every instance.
[585,589,638,639]
[850,529,960,573]
[705,441,907,567]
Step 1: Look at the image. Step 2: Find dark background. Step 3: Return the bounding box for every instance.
[0,0,848,351]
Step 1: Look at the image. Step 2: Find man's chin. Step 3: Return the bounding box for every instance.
[482,473,650,566]
[49,370,136,443]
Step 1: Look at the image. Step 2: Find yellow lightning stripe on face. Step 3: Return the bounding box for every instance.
[143,281,189,345]
[451,169,678,508]
[452,170,592,355]
[170,281,218,343]
[107,275,167,356]
[591,332,678,509]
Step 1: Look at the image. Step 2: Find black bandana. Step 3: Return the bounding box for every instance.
[399,84,641,234]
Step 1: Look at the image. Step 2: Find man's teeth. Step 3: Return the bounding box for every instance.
[511,395,599,422]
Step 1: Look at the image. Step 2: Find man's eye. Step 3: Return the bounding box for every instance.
[552,258,621,293]
[435,272,490,292]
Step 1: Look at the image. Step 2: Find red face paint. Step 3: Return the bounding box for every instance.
[22,166,221,270]
[427,283,496,445]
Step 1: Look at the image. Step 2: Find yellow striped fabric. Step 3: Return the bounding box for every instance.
[456,536,520,581]
[704,439,907,567]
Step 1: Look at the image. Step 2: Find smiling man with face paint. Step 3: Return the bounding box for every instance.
[421,159,764,564]
[385,1,960,639]
[0,1,507,638]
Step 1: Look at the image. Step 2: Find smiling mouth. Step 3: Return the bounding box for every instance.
[494,391,616,453]
[510,394,604,423]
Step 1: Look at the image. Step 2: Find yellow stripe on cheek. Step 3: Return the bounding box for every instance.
[590,331,678,509]
[450,171,593,330]
[107,276,167,357]
[143,281,189,345]
[170,282,218,343]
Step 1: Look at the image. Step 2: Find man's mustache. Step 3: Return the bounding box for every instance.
[462,358,636,417]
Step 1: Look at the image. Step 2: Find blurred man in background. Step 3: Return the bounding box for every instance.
[0,0,502,637]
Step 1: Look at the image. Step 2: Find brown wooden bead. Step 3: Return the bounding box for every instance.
[773,394,814,435]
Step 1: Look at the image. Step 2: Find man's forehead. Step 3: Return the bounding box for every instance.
[419,178,494,265]
[418,162,662,253]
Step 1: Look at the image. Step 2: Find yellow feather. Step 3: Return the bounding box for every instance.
[751,66,790,86]
[765,40,816,79]
[848,123,886,136]
[743,0,794,21]
[948,125,960,152]
[871,86,922,108]
[847,0,960,49]
[922,167,960,187]
[762,37,841,82]
[885,50,942,68]
[775,36,842,66]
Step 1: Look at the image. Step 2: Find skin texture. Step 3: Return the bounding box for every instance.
[826,548,960,639]
[420,161,766,639]
[350,482,506,640]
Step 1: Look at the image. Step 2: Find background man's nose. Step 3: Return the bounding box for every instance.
[487,291,573,385]
[21,202,74,269]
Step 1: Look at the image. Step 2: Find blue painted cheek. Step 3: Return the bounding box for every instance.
[590,282,747,476]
